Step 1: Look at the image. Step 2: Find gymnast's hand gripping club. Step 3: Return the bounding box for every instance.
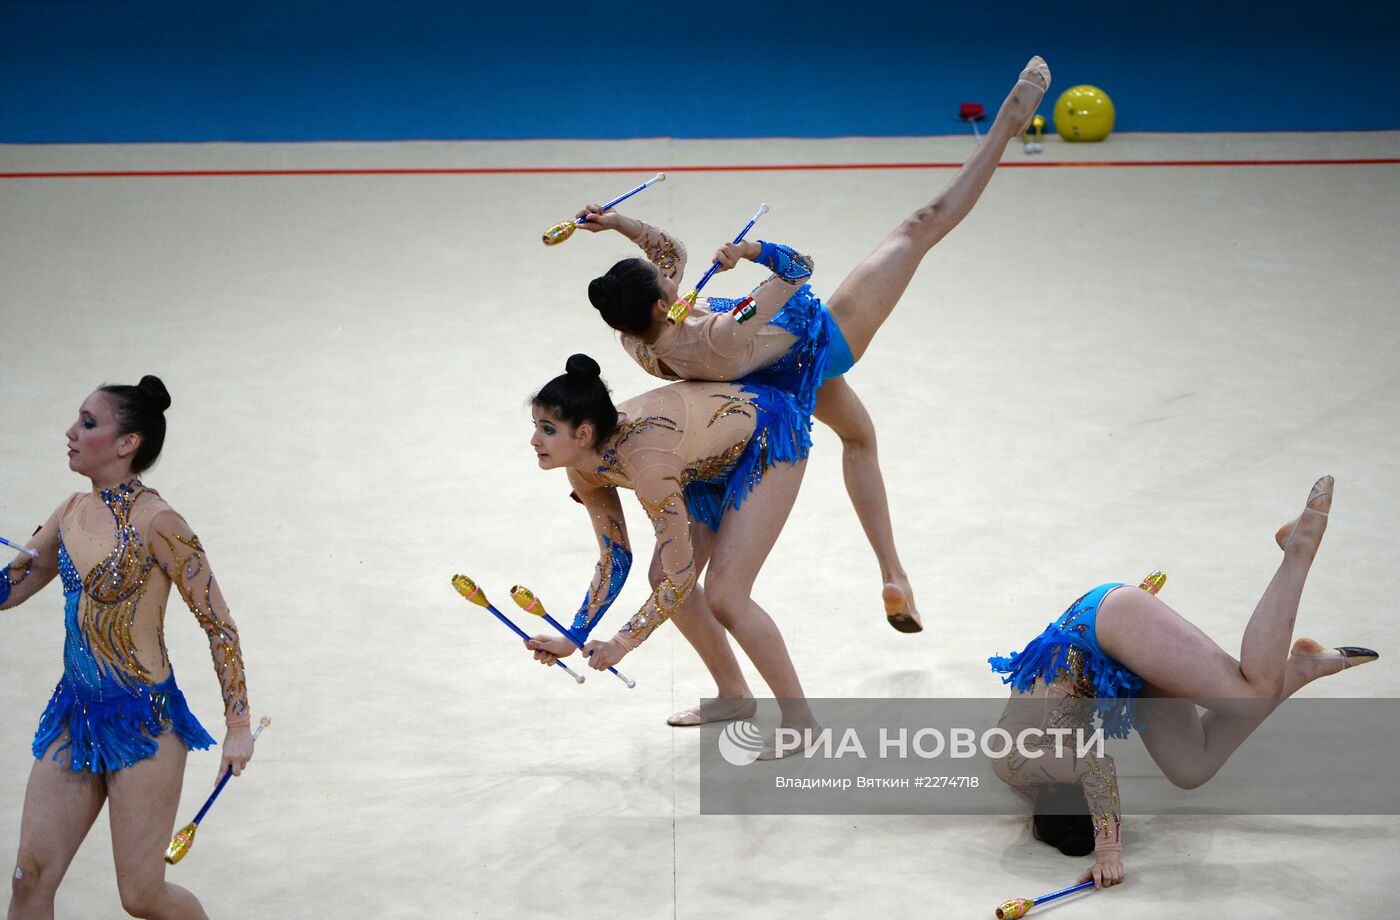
[510,585,636,688]
[0,535,39,558]
[666,203,769,324]
[451,575,586,684]
[994,879,1096,918]
[542,173,666,245]
[165,716,271,865]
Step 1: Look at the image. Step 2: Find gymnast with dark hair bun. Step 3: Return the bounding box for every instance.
[2,376,252,919]
[573,56,1053,637]
[988,476,1378,891]
[525,352,819,740]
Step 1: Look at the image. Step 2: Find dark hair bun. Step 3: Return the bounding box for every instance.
[588,275,617,313]
[565,354,601,382]
[138,375,171,412]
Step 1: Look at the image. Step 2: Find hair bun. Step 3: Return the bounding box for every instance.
[587,275,617,313]
[137,375,171,412]
[564,353,601,382]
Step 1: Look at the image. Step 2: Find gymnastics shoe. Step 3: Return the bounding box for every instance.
[1275,475,1332,552]
[883,583,923,633]
[1290,637,1379,671]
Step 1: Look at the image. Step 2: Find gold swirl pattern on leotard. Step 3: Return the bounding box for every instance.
[633,340,659,377]
[81,482,159,688]
[706,392,755,428]
[153,528,249,722]
[596,415,682,487]
[1081,751,1122,845]
[637,483,685,537]
[682,438,749,485]
[621,564,698,645]
[636,223,684,279]
[1066,646,1096,699]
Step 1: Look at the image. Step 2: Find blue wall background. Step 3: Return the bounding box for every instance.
[2,0,1396,143]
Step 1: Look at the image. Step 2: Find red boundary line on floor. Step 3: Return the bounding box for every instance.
[1,158,1398,179]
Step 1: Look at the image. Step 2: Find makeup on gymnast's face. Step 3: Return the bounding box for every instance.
[530,407,586,470]
[66,392,124,475]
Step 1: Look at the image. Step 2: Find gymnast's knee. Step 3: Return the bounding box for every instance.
[703,581,749,628]
[1163,761,1219,791]
[11,856,53,904]
[119,888,160,918]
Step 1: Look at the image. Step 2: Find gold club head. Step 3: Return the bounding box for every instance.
[666,290,698,325]
[542,221,577,246]
[451,575,490,608]
[995,898,1033,919]
[510,585,545,616]
[165,823,197,865]
[1138,570,1167,595]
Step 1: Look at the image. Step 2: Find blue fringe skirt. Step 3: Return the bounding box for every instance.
[33,671,216,774]
[988,583,1145,739]
[683,381,811,531]
[711,284,843,419]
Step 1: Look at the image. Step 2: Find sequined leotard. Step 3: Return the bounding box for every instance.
[0,480,249,773]
[987,584,1143,859]
[564,380,807,647]
[617,221,850,420]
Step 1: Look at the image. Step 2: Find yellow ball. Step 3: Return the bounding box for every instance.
[1054,85,1115,142]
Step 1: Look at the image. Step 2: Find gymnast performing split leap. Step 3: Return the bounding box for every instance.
[987,476,1377,891]
[569,55,1052,637]
[2,377,252,920]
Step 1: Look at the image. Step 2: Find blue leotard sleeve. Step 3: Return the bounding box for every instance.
[570,530,633,640]
[754,241,814,283]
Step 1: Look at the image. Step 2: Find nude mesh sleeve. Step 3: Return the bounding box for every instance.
[632,220,687,282]
[148,509,250,725]
[614,440,697,649]
[0,500,68,610]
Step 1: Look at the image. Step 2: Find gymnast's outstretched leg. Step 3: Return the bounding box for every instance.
[1096,476,1335,719]
[812,375,921,632]
[826,56,1051,363]
[1136,635,1375,789]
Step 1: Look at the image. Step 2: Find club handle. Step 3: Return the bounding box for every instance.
[694,202,768,293]
[580,172,665,223]
[544,173,666,245]
[0,535,39,558]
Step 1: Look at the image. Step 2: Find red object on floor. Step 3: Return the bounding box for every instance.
[959,102,986,121]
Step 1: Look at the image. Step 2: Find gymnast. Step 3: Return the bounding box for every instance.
[987,476,1377,889]
[2,377,252,920]
[526,353,822,741]
[571,55,1052,637]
